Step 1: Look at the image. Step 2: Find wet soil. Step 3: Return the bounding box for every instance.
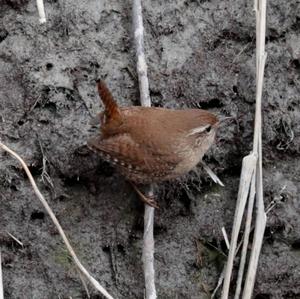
[0,0,300,298]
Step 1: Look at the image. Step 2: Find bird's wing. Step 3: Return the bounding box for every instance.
[87,133,180,179]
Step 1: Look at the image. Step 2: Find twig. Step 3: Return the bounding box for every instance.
[36,0,46,23]
[0,252,3,299]
[133,0,151,107]
[6,231,24,247]
[201,162,224,187]
[132,1,157,298]
[211,267,225,298]
[0,141,114,299]
[38,138,54,189]
[221,227,230,251]
[76,268,91,299]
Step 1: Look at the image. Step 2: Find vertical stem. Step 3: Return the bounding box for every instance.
[0,252,3,299]
[36,0,46,23]
[133,0,151,107]
[143,191,156,299]
[242,1,267,298]
[234,172,256,299]
[221,155,257,299]
[132,1,157,298]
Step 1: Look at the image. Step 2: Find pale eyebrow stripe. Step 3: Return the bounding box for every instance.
[187,124,210,136]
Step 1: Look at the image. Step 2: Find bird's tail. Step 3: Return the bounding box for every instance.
[96,79,121,121]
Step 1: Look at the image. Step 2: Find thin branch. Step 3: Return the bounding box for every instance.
[36,0,46,23]
[0,141,114,299]
[132,1,157,298]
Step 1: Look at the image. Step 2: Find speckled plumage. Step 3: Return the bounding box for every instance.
[88,80,219,185]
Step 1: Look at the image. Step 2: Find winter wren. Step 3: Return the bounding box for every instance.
[88,80,219,207]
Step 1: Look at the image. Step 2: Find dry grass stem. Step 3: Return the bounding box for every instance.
[6,231,24,247]
[221,154,257,299]
[242,1,267,297]
[211,267,225,298]
[0,141,114,299]
[76,268,91,299]
[221,227,230,250]
[36,0,46,23]
[0,252,3,299]
[132,1,156,298]
[234,173,256,299]
[219,1,267,298]
[201,162,224,187]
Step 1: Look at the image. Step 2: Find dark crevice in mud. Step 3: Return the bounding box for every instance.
[0,233,23,249]
[199,98,223,109]
[209,29,253,50]
[150,89,163,107]
[291,59,300,70]
[264,225,285,245]
[30,210,45,221]
[0,28,8,43]
[291,16,300,32]
[221,29,253,43]
[291,239,300,250]
[189,97,224,110]
[283,292,300,299]
[267,29,288,43]
[255,294,271,299]
[3,0,29,9]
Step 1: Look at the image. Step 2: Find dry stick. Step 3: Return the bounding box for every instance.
[132,1,156,298]
[0,142,114,299]
[221,227,230,250]
[221,153,257,299]
[220,1,267,297]
[7,231,24,247]
[242,1,267,297]
[214,193,276,299]
[201,162,224,187]
[36,0,46,23]
[234,172,256,299]
[0,252,3,299]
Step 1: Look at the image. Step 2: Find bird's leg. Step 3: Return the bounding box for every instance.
[130,182,159,209]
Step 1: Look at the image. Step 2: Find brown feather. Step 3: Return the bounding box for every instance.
[88,134,179,184]
[97,80,120,121]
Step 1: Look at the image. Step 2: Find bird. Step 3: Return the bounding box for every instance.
[87,80,219,208]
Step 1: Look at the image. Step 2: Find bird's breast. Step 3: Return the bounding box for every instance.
[172,142,204,176]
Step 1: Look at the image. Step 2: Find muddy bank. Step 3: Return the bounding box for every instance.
[0,0,300,298]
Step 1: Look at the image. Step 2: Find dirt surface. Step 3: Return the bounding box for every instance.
[0,0,300,298]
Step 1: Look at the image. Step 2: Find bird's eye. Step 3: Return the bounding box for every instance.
[205,125,212,133]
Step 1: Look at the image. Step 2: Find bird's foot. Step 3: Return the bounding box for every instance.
[130,183,159,209]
